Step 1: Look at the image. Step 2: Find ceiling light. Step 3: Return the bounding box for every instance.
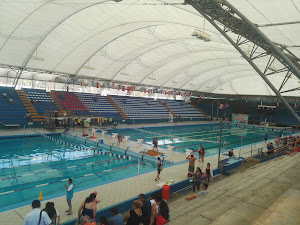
[120,68,129,76]
[148,73,156,80]
[120,72,129,76]
[30,50,44,61]
[83,65,95,70]
[30,56,44,61]
[192,20,211,42]
[83,60,95,70]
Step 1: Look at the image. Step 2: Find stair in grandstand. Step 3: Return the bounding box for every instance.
[16,90,45,122]
[49,92,70,116]
[105,96,128,120]
[190,103,210,120]
[169,153,300,225]
[157,99,178,118]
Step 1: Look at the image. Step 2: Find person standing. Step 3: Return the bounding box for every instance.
[78,193,97,223]
[138,194,151,225]
[117,133,122,146]
[264,132,268,143]
[193,167,202,192]
[205,163,213,184]
[198,145,205,162]
[65,178,74,215]
[155,157,162,181]
[186,154,196,176]
[152,137,158,151]
[23,200,51,225]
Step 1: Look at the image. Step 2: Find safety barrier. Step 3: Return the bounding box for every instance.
[240,138,300,172]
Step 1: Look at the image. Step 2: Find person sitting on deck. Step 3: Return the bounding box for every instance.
[267,142,275,155]
[228,149,234,157]
[2,92,7,98]
[9,98,14,104]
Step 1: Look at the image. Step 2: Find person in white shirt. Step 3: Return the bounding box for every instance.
[23,200,51,225]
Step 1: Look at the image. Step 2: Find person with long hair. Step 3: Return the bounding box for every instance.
[42,202,59,225]
[193,167,202,192]
[205,163,213,184]
[78,193,97,223]
[149,192,169,225]
[123,200,143,225]
[198,145,205,163]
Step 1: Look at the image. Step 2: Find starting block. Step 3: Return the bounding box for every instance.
[112,133,118,138]
[101,130,108,135]
[167,145,174,151]
[185,149,193,155]
[124,136,131,141]
[137,138,144,144]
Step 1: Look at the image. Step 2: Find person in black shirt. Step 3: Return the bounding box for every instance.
[138,194,151,225]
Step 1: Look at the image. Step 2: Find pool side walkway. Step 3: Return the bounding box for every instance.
[0,122,297,225]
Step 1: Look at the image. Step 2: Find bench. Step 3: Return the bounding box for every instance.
[0,122,20,127]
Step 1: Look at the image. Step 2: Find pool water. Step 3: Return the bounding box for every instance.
[108,124,292,157]
[0,135,155,212]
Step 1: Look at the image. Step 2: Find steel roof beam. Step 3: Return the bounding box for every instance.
[186,0,300,123]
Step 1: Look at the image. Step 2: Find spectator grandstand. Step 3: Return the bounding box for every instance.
[53,92,89,115]
[75,93,123,119]
[109,95,170,120]
[0,87,26,126]
[23,89,58,114]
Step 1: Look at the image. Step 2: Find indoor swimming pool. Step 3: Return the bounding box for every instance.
[0,134,156,212]
[107,123,293,156]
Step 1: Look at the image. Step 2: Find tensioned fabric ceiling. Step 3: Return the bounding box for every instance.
[0,0,299,96]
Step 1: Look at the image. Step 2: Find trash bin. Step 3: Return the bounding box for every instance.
[162,184,170,201]
[99,139,104,144]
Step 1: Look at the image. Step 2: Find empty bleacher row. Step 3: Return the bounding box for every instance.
[75,93,122,119]
[109,95,170,120]
[23,88,58,114]
[53,92,88,115]
[0,87,27,126]
[0,87,207,125]
[162,99,207,119]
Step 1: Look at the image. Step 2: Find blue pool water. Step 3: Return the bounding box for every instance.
[107,123,293,157]
[0,134,156,212]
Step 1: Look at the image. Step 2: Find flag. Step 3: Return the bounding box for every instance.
[112,83,115,89]
[218,103,225,110]
[225,104,229,108]
[96,82,100,88]
[127,86,130,92]
[132,86,135,92]
[122,86,125,91]
[117,85,119,90]
[80,81,83,86]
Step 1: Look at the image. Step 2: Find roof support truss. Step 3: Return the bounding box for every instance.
[186,0,300,124]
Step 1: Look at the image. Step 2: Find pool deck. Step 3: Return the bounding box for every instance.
[0,121,298,225]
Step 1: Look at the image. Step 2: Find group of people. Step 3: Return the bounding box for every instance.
[24,191,169,225]
[23,200,60,225]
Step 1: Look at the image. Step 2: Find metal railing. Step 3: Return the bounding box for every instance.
[240,139,299,172]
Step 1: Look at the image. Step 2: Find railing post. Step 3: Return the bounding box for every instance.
[240,161,243,172]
